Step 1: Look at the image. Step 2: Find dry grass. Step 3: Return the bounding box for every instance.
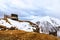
[0,30,59,40]
[57,37,60,40]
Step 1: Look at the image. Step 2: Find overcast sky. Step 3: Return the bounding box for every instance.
[0,0,60,19]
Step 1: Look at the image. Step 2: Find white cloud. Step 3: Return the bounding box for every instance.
[0,0,60,19]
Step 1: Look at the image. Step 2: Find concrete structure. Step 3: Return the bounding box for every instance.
[4,14,18,21]
[11,14,18,21]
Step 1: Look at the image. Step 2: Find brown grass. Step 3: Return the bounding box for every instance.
[0,30,59,40]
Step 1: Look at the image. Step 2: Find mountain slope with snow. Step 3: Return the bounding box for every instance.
[30,16,60,35]
[8,18,36,32]
[31,16,60,26]
[31,16,60,27]
[0,18,36,32]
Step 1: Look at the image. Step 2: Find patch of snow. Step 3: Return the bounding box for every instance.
[0,18,36,32]
[57,30,60,37]
[7,18,35,32]
[0,19,12,28]
[57,28,60,37]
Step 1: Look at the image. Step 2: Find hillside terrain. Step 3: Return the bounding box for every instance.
[0,16,60,40]
[0,30,59,40]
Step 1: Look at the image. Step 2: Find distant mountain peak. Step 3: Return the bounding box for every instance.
[30,16,60,34]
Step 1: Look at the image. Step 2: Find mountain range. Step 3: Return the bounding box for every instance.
[0,16,60,37]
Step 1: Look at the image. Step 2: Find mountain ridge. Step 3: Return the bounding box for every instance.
[30,16,60,37]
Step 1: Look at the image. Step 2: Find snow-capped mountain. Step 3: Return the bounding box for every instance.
[31,16,60,25]
[30,16,60,34]
[31,16,60,27]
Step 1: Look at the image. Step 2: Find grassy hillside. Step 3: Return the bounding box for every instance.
[0,30,59,40]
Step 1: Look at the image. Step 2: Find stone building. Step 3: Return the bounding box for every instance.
[11,14,18,21]
[4,14,18,21]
